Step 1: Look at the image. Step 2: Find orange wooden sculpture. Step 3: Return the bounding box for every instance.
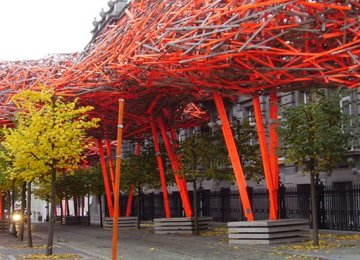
[0,0,358,222]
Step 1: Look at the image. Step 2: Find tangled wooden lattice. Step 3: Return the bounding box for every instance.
[0,0,359,138]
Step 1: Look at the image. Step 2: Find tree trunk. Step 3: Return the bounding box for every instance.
[1,192,5,232]
[11,180,15,210]
[82,196,85,216]
[27,182,33,247]
[310,171,319,246]
[10,181,16,236]
[87,194,90,226]
[46,167,56,255]
[137,187,141,230]
[60,199,63,224]
[65,197,70,216]
[193,181,199,235]
[7,191,11,232]
[19,182,26,241]
[98,193,103,227]
[46,201,50,222]
[73,194,78,217]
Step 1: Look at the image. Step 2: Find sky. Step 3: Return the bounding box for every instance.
[0,0,110,61]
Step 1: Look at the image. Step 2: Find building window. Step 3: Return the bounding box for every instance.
[244,107,255,126]
[340,96,351,116]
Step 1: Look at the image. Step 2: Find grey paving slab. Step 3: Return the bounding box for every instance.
[0,222,359,260]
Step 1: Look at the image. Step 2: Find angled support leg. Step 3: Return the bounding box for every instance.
[150,119,171,218]
[169,127,188,199]
[105,139,116,193]
[269,92,279,214]
[213,92,254,221]
[125,185,135,217]
[252,95,277,220]
[125,142,140,217]
[158,117,193,217]
[98,139,114,217]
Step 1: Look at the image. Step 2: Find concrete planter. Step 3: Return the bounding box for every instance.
[154,217,213,234]
[103,217,137,230]
[61,216,89,225]
[228,219,309,245]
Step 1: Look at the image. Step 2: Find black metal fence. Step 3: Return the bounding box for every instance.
[119,183,360,231]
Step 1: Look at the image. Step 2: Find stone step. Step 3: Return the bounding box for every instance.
[229,236,308,245]
[229,224,308,233]
[103,217,138,229]
[153,217,213,235]
[227,219,309,245]
[229,231,308,239]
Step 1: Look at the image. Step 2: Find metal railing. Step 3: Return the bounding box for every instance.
[119,184,360,231]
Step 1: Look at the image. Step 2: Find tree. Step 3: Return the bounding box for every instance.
[1,88,99,255]
[0,157,13,233]
[121,143,163,229]
[179,122,263,234]
[80,165,105,226]
[179,127,229,235]
[232,120,263,183]
[277,89,353,246]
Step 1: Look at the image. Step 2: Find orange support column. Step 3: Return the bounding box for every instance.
[112,99,125,260]
[135,142,141,155]
[125,143,140,217]
[158,117,193,217]
[150,119,171,218]
[98,139,114,217]
[125,185,134,217]
[252,95,277,220]
[269,92,279,213]
[105,139,116,193]
[213,92,254,221]
[169,127,188,201]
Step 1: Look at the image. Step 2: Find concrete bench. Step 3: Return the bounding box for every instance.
[154,217,213,234]
[228,219,309,245]
[103,217,137,230]
[61,216,89,225]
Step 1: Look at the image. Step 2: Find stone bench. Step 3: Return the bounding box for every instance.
[103,217,137,230]
[154,217,213,234]
[61,216,89,225]
[228,219,309,245]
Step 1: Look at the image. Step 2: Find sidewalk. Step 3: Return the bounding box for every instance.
[0,222,359,259]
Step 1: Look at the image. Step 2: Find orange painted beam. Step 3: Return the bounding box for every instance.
[252,95,277,220]
[158,117,193,217]
[213,92,254,221]
[105,139,116,193]
[97,139,114,218]
[269,92,279,213]
[150,119,171,218]
[125,185,135,217]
